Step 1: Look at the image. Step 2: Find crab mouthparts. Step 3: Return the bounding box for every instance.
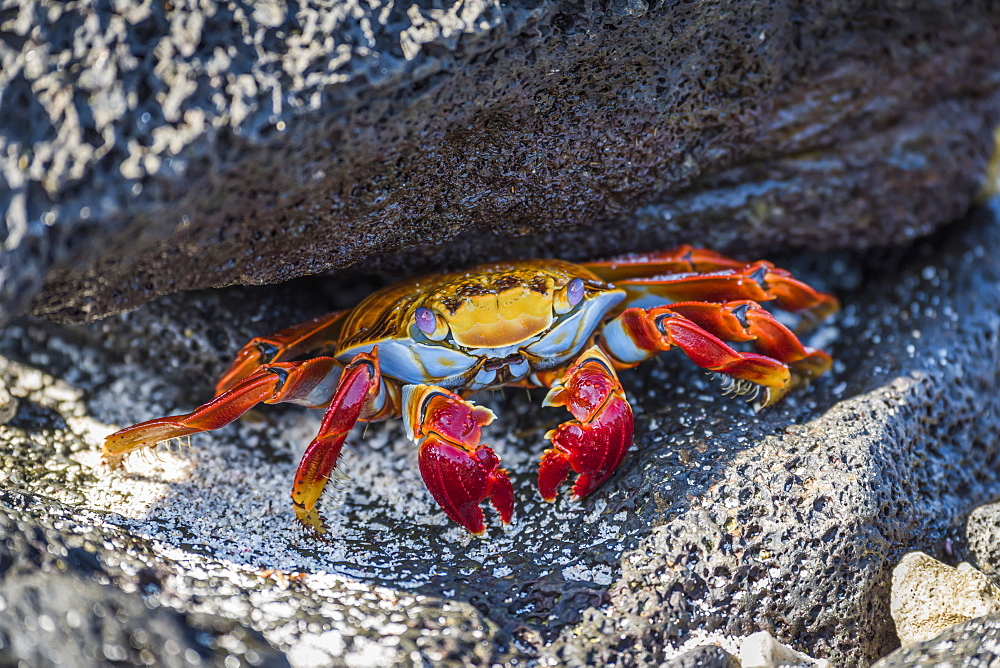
[483,353,527,372]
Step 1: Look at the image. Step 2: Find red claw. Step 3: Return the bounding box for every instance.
[405,385,513,534]
[419,436,514,534]
[540,347,634,501]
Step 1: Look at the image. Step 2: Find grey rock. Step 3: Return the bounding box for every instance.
[666,644,740,668]
[541,205,1000,666]
[871,614,1000,668]
[1,201,999,665]
[0,488,505,666]
[0,492,290,667]
[0,1,996,324]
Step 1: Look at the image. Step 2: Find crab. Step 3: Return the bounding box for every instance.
[103,246,838,535]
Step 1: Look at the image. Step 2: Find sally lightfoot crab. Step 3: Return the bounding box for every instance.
[103,246,838,535]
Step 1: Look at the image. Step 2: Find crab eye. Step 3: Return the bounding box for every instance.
[414,307,448,340]
[567,278,584,306]
[415,307,435,334]
[554,277,586,314]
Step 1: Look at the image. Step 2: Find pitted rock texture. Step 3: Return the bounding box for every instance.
[871,615,1000,668]
[890,552,1000,646]
[539,205,1000,665]
[0,493,290,667]
[0,492,502,667]
[1,1,998,324]
[966,501,1000,575]
[0,204,998,666]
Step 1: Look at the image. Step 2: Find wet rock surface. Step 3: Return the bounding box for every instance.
[536,204,1000,666]
[2,1,998,324]
[0,492,290,667]
[0,201,998,665]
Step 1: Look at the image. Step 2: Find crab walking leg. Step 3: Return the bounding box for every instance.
[584,248,839,322]
[611,262,838,321]
[402,384,514,534]
[292,352,386,535]
[103,356,347,468]
[665,301,833,384]
[603,306,793,408]
[215,310,349,396]
[581,245,747,279]
[537,346,634,501]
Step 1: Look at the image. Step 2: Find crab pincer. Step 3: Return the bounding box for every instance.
[539,346,634,501]
[403,385,514,534]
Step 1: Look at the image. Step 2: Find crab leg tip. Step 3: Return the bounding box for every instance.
[294,505,330,537]
[102,420,201,468]
[288,352,382,532]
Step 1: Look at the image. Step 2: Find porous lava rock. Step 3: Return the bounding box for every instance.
[537,205,1000,665]
[0,492,290,667]
[2,1,999,325]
